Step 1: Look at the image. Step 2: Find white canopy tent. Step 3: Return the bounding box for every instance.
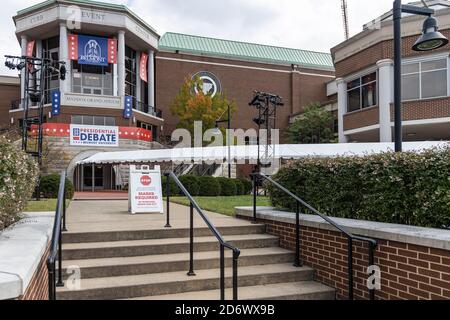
[77,142,448,165]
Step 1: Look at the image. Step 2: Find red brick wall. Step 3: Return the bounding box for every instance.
[390,97,450,122]
[237,215,450,300]
[19,245,50,301]
[343,106,379,131]
[0,82,20,129]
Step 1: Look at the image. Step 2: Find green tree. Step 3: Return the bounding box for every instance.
[287,103,336,144]
[170,76,236,139]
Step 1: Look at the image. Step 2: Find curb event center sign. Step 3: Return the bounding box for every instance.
[70,124,119,147]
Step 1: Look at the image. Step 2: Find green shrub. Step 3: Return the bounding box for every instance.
[0,137,39,230]
[268,148,450,229]
[162,175,181,196]
[198,176,221,196]
[179,175,200,196]
[234,180,245,195]
[39,174,75,199]
[216,177,237,196]
[239,178,253,195]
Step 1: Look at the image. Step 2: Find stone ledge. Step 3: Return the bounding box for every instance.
[0,213,54,300]
[236,207,450,251]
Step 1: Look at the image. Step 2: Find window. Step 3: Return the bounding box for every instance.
[402,58,448,101]
[71,115,115,126]
[72,62,113,96]
[125,46,137,103]
[137,121,157,140]
[347,72,377,112]
[43,37,60,104]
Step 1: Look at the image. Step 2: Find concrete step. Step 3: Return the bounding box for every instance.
[63,224,267,244]
[56,264,314,300]
[62,234,279,260]
[130,282,336,301]
[62,247,295,279]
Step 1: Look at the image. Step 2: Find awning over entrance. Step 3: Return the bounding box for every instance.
[76,142,448,165]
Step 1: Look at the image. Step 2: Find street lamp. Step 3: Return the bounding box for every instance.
[215,105,232,178]
[393,0,448,152]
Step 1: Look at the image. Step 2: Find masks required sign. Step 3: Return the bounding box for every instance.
[129,166,164,214]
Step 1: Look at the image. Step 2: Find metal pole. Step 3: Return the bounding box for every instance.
[394,0,403,152]
[252,174,257,223]
[227,105,231,179]
[232,251,239,301]
[187,202,196,276]
[294,201,302,267]
[165,174,171,228]
[91,164,95,193]
[47,264,55,300]
[56,225,64,287]
[62,182,67,232]
[348,237,354,300]
[220,244,225,300]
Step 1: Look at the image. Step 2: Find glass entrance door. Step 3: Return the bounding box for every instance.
[83,165,104,190]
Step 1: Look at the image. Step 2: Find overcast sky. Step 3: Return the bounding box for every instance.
[0,0,396,76]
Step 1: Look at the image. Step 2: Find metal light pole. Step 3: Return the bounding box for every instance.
[215,105,232,178]
[393,0,448,152]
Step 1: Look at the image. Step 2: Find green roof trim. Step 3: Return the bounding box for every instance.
[159,32,334,70]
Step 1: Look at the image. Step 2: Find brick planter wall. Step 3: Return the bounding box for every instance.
[237,209,450,300]
[19,245,50,301]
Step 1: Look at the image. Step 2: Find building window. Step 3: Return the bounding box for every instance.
[347,72,377,112]
[125,46,137,101]
[43,37,60,104]
[71,115,115,126]
[72,62,113,96]
[137,121,157,140]
[402,58,448,101]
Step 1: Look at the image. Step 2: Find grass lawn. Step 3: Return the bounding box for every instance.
[169,195,271,216]
[24,199,71,212]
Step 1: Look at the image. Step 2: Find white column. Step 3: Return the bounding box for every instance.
[117,31,126,97]
[20,35,28,104]
[135,51,141,103]
[148,50,155,107]
[377,59,394,143]
[59,23,70,93]
[336,78,348,143]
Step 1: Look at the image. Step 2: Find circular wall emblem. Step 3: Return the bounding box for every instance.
[192,71,222,97]
[140,175,152,186]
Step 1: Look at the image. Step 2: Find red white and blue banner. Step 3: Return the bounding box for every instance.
[51,90,61,116]
[124,96,133,119]
[68,34,116,66]
[70,124,119,147]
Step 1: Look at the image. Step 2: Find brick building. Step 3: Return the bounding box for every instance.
[1,0,335,189]
[330,0,450,143]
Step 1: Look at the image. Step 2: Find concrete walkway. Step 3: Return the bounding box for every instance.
[66,200,255,234]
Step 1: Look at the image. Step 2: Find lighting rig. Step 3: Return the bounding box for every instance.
[249,91,284,174]
[4,55,66,165]
[5,55,66,200]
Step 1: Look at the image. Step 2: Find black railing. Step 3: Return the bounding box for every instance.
[46,171,68,300]
[251,173,378,301]
[165,171,241,300]
[134,101,163,118]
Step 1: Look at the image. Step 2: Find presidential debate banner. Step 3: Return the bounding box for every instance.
[70,124,119,147]
[69,34,117,66]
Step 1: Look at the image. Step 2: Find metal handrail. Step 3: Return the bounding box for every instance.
[252,172,377,300]
[46,171,68,300]
[165,171,241,300]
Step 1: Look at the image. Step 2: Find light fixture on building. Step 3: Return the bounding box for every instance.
[412,16,449,51]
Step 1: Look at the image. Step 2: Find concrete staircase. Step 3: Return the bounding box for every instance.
[57,224,335,300]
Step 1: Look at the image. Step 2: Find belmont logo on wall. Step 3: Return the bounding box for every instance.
[69,35,117,66]
[70,124,119,147]
[192,71,222,97]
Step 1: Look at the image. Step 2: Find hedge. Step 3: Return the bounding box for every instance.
[268,148,450,229]
[162,175,254,197]
[0,137,39,230]
[39,174,75,199]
